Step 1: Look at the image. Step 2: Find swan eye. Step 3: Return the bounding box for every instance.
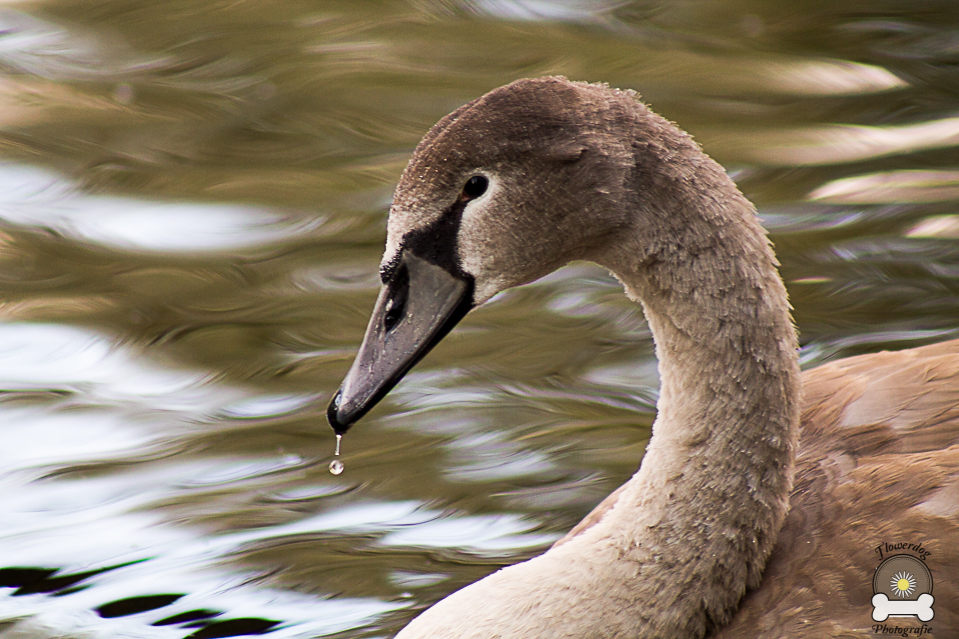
[462,175,488,199]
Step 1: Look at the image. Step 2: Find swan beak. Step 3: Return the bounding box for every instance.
[327,251,473,434]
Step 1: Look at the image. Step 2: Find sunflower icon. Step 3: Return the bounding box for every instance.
[890,571,917,598]
[872,554,935,622]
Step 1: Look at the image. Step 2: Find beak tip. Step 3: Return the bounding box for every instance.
[327,390,352,435]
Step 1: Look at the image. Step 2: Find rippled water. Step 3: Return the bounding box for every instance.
[2,1,959,637]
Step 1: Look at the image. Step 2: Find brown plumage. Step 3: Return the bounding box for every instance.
[562,339,959,636]
[715,341,959,636]
[328,76,959,638]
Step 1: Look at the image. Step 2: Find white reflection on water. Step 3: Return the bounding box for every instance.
[640,54,906,98]
[0,469,409,638]
[445,432,555,483]
[584,360,659,398]
[387,371,492,422]
[389,570,448,588]
[0,408,154,468]
[0,322,240,424]
[216,394,316,419]
[0,320,558,635]
[0,564,400,639]
[471,0,624,22]
[907,215,959,239]
[0,163,314,252]
[0,463,550,631]
[810,170,959,204]
[0,434,402,636]
[379,513,557,552]
[0,8,260,94]
[0,9,136,80]
[216,500,555,557]
[740,116,959,166]
[759,58,906,96]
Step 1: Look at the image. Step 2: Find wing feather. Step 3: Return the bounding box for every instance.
[715,339,959,637]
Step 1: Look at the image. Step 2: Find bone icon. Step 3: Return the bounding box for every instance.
[872,554,934,622]
[872,593,935,622]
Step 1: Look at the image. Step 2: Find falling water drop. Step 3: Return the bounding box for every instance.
[329,433,344,475]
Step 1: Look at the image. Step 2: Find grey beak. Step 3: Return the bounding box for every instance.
[327,251,473,433]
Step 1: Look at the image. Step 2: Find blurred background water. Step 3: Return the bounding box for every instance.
[1,1,958,637]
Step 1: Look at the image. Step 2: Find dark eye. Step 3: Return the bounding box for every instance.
[462,175,488,199]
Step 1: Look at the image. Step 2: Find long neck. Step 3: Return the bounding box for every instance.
[591,143,801,636]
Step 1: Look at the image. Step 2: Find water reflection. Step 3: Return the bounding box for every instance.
[469,0,626,23]
[0,322,232,420]
[733,116,959,166]
[0,163,314,252]
[2,1,959,637]
[812,170,959,204]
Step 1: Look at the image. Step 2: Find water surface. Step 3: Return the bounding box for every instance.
[2,1,959,637]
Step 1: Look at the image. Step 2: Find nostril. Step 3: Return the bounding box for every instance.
[383,262,410,332]
[384,293,406,331]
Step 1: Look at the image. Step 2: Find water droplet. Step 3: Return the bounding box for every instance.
[329,433,344,475]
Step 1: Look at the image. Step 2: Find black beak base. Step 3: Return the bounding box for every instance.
[327,251,473,434]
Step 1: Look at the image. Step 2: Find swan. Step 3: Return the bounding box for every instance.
[327,76,959,638]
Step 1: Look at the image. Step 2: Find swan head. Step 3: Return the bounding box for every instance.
[328,77,639,432]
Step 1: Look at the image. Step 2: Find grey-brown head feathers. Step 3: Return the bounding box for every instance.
[386,77,682,303]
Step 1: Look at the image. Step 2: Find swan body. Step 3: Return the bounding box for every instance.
[328,77,959,638]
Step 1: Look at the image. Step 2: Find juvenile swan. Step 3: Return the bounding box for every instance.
[328,77,959,638]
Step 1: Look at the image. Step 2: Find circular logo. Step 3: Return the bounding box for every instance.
[873,554,932,600]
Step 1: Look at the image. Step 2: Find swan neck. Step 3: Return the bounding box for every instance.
[592,156,801,636]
